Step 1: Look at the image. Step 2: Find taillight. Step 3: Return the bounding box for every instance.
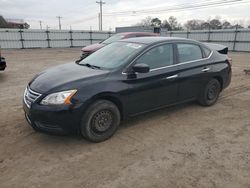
[227,57,232,67]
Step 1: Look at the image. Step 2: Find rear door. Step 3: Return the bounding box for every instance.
[176,43,213,101]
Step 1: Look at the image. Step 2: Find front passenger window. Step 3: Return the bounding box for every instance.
[136,44,174,70]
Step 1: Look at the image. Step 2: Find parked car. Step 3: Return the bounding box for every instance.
[23,37,232,142]
[0,48,6,71]
[77,32,159,62]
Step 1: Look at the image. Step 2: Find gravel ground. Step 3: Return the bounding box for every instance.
[0,48,250,188]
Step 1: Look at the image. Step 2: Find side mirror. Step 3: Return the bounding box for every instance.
[132,63,150,73]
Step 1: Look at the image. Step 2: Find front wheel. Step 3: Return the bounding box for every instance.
[198,79,221,106]
[80,100,120,142]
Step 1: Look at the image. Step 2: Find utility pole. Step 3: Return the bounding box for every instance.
[98,13,101,31]
[39,20,43,30]
[96,0,105,31]
[56,16,62,30]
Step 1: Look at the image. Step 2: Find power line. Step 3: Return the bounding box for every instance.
[105,0,217,15]
[104,0,245,16]
[96,0,106,31]
[56,16,62,30]
[62,0,249,29]
[104,0,239,15]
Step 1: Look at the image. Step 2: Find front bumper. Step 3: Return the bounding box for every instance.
[23,101,85,135]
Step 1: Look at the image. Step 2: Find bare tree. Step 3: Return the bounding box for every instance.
[135,16,152,26]
[201,22,210,30]
[168,16,178,30]
[185,19,204,30]
[222,21,232,29]
[209,19,222,29]
[161,20,171,30]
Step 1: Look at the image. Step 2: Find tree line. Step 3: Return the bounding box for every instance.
[136,16,250,31]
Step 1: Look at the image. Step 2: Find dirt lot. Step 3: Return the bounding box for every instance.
[0,48,250,188]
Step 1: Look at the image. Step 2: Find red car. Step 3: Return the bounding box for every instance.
[77,32,159,61]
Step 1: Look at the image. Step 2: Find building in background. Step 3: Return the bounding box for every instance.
[0,16,30,29]
[115,26,167,36]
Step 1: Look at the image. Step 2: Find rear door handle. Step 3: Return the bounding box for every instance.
[202,67,210,72]
[166,74,178,80]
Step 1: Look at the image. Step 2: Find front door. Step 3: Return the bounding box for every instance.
[125,43,180,115]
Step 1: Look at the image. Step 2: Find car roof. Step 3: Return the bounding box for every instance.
[118,32,159,36]
[120,36,197,45]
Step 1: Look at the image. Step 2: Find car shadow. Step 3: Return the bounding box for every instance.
[31,101,197,147]
[120,101,195,130]
[0,72,7,81]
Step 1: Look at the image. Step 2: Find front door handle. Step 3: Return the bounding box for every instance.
[166,74,178,80]
[202,67,210,72]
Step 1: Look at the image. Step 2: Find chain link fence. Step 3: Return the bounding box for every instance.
[1,28,250,51]
[166,28,250,52]
[0,29,114,49]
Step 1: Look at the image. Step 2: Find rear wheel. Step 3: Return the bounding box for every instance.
[198,79,221,106]
[80,100,120,142]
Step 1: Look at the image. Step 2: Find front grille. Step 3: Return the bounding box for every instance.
[24,87,42,108]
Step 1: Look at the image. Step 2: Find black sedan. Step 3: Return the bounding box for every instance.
[0,50,6,71]
[23,37,232,142]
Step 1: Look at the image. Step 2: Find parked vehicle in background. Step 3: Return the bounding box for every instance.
[76,32,159,62]
[23,37,232,142]
[0,48,6,71]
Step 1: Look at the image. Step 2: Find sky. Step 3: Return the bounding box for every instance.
[1,0,250,30]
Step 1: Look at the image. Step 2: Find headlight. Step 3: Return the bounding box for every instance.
[40,90,77,105]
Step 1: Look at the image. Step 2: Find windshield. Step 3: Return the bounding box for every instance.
[80,42,145,70]
[102,33,125,44]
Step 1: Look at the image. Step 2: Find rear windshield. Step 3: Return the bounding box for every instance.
[102,34,125,44]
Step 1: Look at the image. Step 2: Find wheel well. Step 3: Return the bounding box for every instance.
[213,76,223,91]
[94,95,124,120]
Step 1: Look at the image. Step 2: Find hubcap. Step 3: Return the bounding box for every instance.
[207,84,218,100]
[91,110,113,133]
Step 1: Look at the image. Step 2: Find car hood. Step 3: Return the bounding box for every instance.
[81,43,106,52]
[29,62,109,93]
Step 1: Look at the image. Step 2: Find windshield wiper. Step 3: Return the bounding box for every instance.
[81,63,101,69]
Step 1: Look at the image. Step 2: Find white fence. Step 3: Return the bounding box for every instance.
[165,29,250,52]
[1,28,250,51]
[0,29,114,49]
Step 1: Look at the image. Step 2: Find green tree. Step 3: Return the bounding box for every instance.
[151,18,162,27]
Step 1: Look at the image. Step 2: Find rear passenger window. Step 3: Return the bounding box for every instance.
[203,47,212,58]
[177,44,203,63]
[136,44,174,70]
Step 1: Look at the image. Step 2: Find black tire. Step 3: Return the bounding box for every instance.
[80,100,120,142]
[198,79,221,106]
